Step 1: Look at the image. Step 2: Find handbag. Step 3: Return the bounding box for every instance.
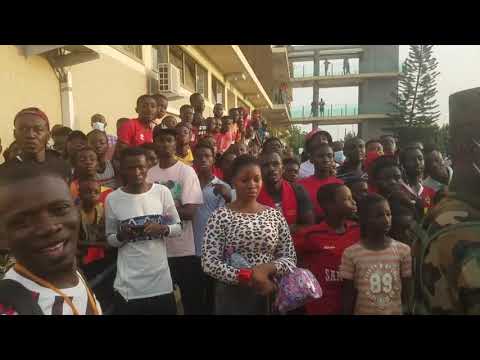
[274,263,323,314]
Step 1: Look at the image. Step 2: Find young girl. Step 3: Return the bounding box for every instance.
[340,194,412,315]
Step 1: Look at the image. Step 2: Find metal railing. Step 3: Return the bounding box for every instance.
[290,104,358,118]
[292,62,360,78]
[292,61,404,79]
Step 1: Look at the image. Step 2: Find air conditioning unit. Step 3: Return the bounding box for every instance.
[157,63,188,100]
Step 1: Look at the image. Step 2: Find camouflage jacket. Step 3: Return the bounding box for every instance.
[0,253,15,280]
[414,192,480,314]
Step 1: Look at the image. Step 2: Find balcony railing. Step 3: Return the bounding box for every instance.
[292,62,360,78]
[290,104,359,118]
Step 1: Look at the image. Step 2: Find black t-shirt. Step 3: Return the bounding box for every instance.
[0,150,71,182]
[269,183,313,224]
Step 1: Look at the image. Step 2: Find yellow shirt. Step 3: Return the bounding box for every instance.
[176,148,194,166]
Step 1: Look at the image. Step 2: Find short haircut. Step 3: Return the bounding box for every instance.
[140,142,157,152]
[344,136,363,149]
[370,155,399,180]
[317,183,345,208]
[176,122,191,131]
[117,117,129,125]
[189,93,202,103]
[311,142,333,156]
[423,143,438,155]
[228,108,239,114]
[262,137,282,149]
[52,126,72,138]
[306,130,333,153]
[91,113,105,122]
[87,129,108,141]
[0,161,69,187]
[153,124,177,139]
[221,116,233,121]
[73,145,97,165]
[152,93,168,103]
[180,104,193,113]
[231,154,259,178]
[366,139,381,148]
[345,175,367,187]
[399,144,423,165]
[283,157,300,167]
[194,139,215,156]
[136,94,153,108]
[119,146,147,164]
[67,130,87,143]
[358,193,389,237]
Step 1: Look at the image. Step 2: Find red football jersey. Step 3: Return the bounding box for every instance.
[294,221,361,315]
[297,176,344,219]
[420,185,436,210]
[117,118,153,146]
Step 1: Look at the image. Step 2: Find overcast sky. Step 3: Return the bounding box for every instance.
[293,45,480,140]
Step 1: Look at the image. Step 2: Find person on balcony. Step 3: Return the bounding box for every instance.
[319,98,326,117]
[324,59,331,76]
[343,58,350,75]
[310,100,319,117]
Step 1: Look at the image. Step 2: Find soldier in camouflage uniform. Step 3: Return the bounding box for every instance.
[414,87,480,314]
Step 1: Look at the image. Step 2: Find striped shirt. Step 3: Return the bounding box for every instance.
[340,240,411,315]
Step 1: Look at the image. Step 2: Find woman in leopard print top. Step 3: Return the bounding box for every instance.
[201,155,296,314]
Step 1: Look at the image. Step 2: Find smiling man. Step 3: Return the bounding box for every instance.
[0,163,101,315]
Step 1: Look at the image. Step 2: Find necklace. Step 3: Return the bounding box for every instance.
[14,263,99,315]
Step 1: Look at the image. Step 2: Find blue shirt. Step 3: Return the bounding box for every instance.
[193,177,232,257]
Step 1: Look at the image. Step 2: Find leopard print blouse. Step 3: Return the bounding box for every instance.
[201,206,296,284]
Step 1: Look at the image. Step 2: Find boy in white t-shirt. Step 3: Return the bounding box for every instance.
[0,164,101,315]
[105,147,182,315]
[147,126,204,315]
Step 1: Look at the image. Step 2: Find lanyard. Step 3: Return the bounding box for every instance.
[14,263,99,315]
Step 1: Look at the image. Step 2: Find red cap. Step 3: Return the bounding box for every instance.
[14,107,50,129]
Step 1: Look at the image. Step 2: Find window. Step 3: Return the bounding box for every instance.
[184,53,196,91]
[169,45,184,80]
[196,64,208,99]
[168,45,209,97]
[212,76,225,106]
[227,89,236,110]
[152,45,169,71]
[118,45,143,60]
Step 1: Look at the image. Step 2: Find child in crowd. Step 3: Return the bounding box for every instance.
[77,179,108,266]
[227,142,248,157]
[218,151,237,185]
[217,116,233,155]
[388,192,418,246]
[162,116,177,129]
[345,176,369,205]
[87,130,118,189]
[70,146,112,206]
[295,183,360,315]
[248,140,261,158]
[206,117,222,144]
[340,194,412,315]
[140,143,159,169]
[192,140,232,314]
[282,157,300,184]
[51,126,72,157]
[365,139,384,155]
[175,122,193,166]
[65,130,88,168]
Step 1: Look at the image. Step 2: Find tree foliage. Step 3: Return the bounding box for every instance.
[285,125,308,155]
[387,45,441,146]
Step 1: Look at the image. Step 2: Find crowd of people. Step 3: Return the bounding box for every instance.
[0,86,479,316]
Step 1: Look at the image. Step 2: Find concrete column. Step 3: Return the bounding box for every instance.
[313,51,320,76]
[312,50,320,129]
[60,71,75,128]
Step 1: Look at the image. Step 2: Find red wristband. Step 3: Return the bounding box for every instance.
[238,268,253,284]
